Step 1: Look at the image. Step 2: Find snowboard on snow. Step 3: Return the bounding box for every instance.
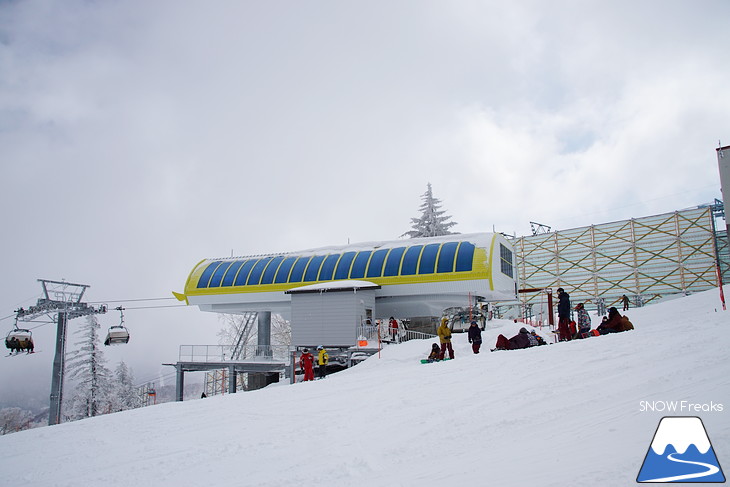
[420,357,452,364]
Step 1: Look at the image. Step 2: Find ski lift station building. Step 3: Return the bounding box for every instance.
[177,232,518,348]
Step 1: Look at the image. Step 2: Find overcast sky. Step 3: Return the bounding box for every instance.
[1,0,728,407]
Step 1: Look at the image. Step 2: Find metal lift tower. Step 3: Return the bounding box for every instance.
[16,279,107,425]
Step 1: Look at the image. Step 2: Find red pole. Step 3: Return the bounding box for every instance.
[546,289,554,327]
[716,265,726,311]
[377,321,381,359]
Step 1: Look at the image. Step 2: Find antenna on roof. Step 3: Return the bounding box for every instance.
[530,221,552,235]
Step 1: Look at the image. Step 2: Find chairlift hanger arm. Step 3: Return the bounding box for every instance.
[14,301,107,322]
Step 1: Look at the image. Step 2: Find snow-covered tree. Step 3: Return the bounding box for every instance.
[217,312,258,358]
[109,361,139,412]
[217,312,291,357]
[0,407,34,435]
[65,315,112,420]
[271,314,291,347]
[212,312,291,394]
[402,183,458,238]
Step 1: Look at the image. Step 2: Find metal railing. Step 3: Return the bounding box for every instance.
[179,344,291,363]
[355,324,435,345]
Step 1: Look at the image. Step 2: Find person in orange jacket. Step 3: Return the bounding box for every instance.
[299,348,315,381]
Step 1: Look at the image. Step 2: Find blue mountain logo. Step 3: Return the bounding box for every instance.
[637,416,725,483]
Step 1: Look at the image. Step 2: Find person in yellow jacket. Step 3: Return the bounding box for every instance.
[437,317,454,360]
[316,345,329,379]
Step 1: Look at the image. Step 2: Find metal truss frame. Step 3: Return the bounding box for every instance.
[205,369,247,396]
[515,206,726,310]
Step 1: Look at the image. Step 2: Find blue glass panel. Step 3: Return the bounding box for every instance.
[274,257,298,284]
[289,257,310,283]
[247,257,272,285]
[437,242,459,273]
[334,251,356,279]
[261,256,285,285]
[455,242,475,272]
[221,261,244,287]
[419,244,440,274]
[350,251,372,279]
[209,261,234,287]
[366,249,389,278]
[401,246,423,275]
[319,254,339,281]
[234,260,257,286]
[383,247,406,276]
[304,255,326,282]
[197,261,221,288]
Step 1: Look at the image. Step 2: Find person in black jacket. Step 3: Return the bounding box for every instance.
[467,321,482,354]
[556,287,572,342]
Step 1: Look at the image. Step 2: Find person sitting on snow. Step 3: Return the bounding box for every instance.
[426,343,441,362]
[494,327,534,350]
[530,329,547,346]
[574,303,592,338]
[597,307,634,334]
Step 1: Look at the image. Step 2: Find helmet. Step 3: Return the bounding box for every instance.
[302,348,309,353]
[317,345,323,350]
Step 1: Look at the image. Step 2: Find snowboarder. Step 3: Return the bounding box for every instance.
[437,317,454,360]
[467,321,482,354]
[316,346,328,379]
[299,348,315,382]
[425,343,441,362]
[556,288,572,342]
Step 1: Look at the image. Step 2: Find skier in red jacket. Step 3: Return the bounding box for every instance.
[299,348,315,382]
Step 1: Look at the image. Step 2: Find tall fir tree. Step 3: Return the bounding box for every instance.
[66,315,112,420]
[110,361,139,412]
[402,183,458,238]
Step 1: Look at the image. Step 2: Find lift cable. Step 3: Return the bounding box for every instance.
[121,304,187,310]
[87,297,176,304]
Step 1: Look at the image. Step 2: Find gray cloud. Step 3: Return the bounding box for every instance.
[1,0,728,406]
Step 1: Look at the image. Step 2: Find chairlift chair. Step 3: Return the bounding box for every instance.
[104,306,130,346]
[5,328,34,353]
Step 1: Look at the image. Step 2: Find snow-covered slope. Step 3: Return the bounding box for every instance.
[1,288,728,487]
